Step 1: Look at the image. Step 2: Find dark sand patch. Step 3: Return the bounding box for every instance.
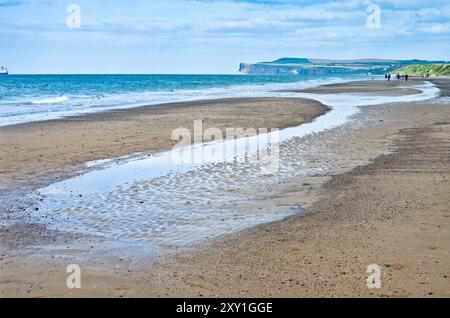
[290,79,423,96]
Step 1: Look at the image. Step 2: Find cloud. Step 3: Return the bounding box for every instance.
[0,0,23,6]
[418,22,450,34]
[0,0,53,6]
[1,0,449,51]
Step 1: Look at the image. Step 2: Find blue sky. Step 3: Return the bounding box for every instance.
[1,0,449,74]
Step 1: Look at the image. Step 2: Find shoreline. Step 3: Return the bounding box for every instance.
[2,80,438,251]
[0,97,329,194]
[0,75,359,128]
[1,79,449,297]
[0,79,436,195]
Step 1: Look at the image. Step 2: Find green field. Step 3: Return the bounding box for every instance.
[393,64,450,76]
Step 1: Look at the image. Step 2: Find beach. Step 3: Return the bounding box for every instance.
[0,98,328,193]
[1,79,449,297]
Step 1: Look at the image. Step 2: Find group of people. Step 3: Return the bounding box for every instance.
[385,73,409,82]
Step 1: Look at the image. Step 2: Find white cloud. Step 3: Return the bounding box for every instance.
[418,22,450,33]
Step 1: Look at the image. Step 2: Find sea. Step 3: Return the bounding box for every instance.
[0,74,367,127]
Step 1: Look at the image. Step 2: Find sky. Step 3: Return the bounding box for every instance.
[0,0,449,74]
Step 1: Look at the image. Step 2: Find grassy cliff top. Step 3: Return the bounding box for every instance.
[394,64,450,76]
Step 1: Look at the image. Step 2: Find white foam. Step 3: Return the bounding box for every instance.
[31,96,69,105]
[0,76,363,127]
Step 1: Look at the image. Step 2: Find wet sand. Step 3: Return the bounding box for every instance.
[1,79,450,297]
[0,98,328,193]
[294,79,423,95]
[142,109,450,297]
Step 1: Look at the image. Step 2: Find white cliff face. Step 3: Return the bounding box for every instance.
[238,63,250,74]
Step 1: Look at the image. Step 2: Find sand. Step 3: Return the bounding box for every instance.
[293,79,423,95]
[0,98,328,193]
[141,109,450,297]
[1,79,449,297]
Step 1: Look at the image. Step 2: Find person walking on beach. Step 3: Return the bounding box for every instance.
[405,74,409,82]
[387,74,391,81]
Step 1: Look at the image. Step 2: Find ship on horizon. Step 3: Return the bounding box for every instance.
[0,66,9,75]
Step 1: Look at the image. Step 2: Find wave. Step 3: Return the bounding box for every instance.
[0,76,370,127]
[31,96,69,105]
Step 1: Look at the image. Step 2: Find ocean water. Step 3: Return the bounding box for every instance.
[0,74,365,127]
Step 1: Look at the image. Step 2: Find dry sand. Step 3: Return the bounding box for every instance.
[1,79,449,297]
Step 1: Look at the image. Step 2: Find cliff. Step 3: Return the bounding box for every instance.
[393,64,450,76]
[238,58,449,75]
